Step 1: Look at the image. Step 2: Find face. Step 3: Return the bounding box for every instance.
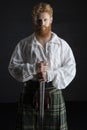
[34,12,53,37]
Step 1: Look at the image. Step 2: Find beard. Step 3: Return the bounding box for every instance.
[34,24,52,38]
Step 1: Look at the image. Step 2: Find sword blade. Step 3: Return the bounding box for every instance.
[40,82,45,130]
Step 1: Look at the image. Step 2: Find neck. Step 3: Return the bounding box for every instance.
[35,31,52,48]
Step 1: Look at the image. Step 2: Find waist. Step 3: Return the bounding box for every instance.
[26,80,54,89]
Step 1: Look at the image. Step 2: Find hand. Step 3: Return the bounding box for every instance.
[36,61,48,73]
[36,61,48,82]
[37,72,47,82]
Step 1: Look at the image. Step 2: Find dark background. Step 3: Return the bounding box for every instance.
[0,0,87,103]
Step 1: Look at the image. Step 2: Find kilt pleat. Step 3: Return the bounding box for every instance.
[15,82,68,130]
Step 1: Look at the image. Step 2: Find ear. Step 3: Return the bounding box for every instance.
[50,17,53,24]
[32,16,37,25]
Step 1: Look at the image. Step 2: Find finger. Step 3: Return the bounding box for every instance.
[42,66,48,72]
[43,62,48,66]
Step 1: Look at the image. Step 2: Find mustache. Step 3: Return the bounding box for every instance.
[36,25,46,29]
[34,24,51,34]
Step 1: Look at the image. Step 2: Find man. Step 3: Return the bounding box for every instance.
[8,2,76,130]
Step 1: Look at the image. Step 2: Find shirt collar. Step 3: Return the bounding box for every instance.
[32,32,60,46]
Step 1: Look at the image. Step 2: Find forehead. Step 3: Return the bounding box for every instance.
[37,12,51,19]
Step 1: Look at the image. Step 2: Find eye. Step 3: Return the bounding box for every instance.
[37,19,42,22]
[44,19,47,21]
[37,19,42,25]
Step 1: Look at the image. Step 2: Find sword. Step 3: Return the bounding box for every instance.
[39,81,45,130]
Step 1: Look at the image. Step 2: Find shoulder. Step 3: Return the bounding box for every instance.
[52,32,71,50]
[19,33,34,45]
[15,33,34,50]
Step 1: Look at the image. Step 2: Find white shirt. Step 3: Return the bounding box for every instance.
[8,32,76,89]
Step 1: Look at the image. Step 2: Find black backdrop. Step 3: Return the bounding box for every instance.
[0,0,87,102]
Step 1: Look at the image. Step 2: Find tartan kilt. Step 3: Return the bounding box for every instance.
[15,81,68,130]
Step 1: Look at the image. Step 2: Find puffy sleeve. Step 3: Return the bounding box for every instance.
[47,40,76,89]
[8,41,36,82]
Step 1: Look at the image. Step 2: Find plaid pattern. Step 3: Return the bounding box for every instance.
[15,82,68,130]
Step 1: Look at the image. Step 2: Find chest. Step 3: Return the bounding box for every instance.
[24,43,62,67]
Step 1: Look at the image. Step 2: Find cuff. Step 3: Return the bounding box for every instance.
[47,69,54,82]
